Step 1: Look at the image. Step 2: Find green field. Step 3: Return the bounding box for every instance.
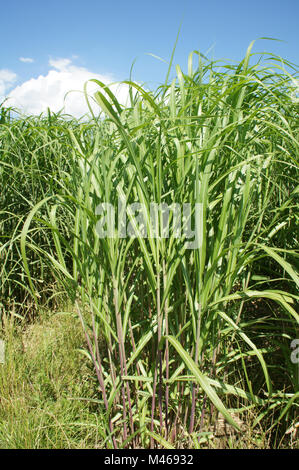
[0,42,298,449]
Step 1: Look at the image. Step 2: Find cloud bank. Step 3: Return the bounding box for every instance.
[6,58,131,118]
[0,69,17,97]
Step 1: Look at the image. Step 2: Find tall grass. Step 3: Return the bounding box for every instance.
[1,42,298,448]
[0,108,81,312]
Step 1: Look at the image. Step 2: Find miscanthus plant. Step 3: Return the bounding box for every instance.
[7,41,299,448]
[0,108,84,313]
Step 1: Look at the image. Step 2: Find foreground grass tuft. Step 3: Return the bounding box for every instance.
[0,311,105,449]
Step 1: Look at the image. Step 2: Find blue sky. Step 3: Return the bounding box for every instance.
[1,0,298,116]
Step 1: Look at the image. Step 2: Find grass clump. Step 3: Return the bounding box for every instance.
[0,310,105,449]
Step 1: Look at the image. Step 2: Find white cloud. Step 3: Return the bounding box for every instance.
[49,58,72,71]
[0,69,17,97]
[19,57,34,63]
[6,58,132,118]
